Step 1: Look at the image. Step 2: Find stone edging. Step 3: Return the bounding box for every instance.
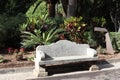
[0,66,34,74]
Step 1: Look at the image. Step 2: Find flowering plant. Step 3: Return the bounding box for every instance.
[7,48,14,54]
[63,17,86,43]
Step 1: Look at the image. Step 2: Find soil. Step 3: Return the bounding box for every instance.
[0,50,120,69]
[0,51,35,69]
[98,53,120,60]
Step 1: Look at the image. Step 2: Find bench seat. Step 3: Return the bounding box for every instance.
[38,56,97,66]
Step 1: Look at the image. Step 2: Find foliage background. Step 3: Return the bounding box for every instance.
[0,0,120,49]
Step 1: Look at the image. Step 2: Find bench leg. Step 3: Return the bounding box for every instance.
[89,65,99,71]
[33,67,47,77]
[33,59,48,77]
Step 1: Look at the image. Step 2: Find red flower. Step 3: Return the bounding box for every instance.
[67,23,74,31]
[7,48,13,54]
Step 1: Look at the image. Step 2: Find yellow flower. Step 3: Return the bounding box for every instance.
[74,23,77,26]
[81,23,86,27]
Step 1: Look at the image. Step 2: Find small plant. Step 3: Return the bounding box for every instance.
[19,48,25,53]
[110,32,120,50]
[0,55,4,63]
[14,48,25,61]
[27,56,34,62]
[16,52,23,61]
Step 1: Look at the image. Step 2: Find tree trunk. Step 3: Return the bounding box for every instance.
[47,0,58,17]
[48,3,56,17]
[61,0,68,16]
[67,0,77,17]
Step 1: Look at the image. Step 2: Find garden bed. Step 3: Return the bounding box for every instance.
[0,50,35,69]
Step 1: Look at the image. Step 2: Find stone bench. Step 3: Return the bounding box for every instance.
[33,40,98,77]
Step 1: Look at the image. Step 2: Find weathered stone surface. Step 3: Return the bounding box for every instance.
[89,65,99,71]
[94,27,108,32]
[36,40,91,58]
[36,51,45,62]
[105,33,115,54]
[33,69,47,77]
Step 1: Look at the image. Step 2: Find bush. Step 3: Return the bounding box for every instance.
[84,17,106,48]
[109,32,120,50]
[61,17,86,43]
[84,31,97,47]
[0,13,26,48]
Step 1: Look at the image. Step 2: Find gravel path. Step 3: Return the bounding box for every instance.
[0,72,34,80]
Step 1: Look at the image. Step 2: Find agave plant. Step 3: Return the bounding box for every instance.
[21,28,64,48]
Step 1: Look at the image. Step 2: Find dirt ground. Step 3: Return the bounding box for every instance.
[0,50,120,69]
[98,53,120,60]
[0,51,35,68]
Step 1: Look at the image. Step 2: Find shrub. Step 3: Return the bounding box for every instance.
[84,17,106,48]
[109,32,120,50]
[0,14,26,48]
[61,17,86,43]
[84,31,97,47]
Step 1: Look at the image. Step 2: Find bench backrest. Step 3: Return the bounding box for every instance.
[36,40,90,58]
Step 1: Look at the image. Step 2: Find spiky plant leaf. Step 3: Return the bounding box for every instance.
[21,28,65,48]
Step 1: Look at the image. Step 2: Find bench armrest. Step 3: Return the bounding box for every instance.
[36,50,45,62]
[87,48,97,57]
